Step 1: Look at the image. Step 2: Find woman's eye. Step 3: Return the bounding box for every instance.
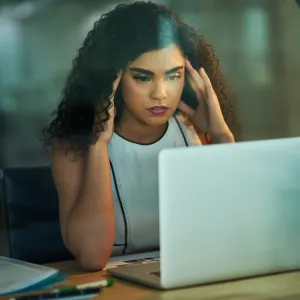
[166,74,182,80]
[133,76,150,82]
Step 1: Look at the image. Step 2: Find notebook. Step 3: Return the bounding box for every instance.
[0,256,66,295]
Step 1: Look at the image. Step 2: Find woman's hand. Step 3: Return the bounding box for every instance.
[178,60,234,143]
[96,70,122,143]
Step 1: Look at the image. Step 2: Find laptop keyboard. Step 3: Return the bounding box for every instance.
[124,257,160,265]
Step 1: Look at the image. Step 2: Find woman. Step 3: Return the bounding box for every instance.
[43,1,240,270]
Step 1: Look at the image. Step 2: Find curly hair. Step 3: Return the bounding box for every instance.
[43,1,241,153]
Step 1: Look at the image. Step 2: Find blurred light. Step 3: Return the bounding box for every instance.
[0,0,57,20]
[13,2,36,19]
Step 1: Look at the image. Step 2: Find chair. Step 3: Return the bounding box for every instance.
[0,166,73,264]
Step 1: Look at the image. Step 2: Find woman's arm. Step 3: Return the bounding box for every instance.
[51,141,115,271]
[199,132,235,144]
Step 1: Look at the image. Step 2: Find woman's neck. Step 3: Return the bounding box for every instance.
[115,112,168,144]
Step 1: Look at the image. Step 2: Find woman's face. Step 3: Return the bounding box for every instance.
[119,44,185,126]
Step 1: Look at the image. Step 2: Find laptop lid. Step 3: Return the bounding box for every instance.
[158,137,300,289]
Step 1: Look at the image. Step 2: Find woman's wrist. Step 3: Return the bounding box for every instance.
[210,130,235,144]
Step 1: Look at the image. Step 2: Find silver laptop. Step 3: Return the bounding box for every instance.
[107,137,300,290]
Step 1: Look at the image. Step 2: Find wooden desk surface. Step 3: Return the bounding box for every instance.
[2,260,300,300]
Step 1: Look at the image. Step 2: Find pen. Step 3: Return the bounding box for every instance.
[10,287,101,300]
[52,278,115,293]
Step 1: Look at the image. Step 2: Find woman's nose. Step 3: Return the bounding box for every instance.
[150,81,167,100]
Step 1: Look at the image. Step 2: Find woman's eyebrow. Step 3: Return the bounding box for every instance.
[129,65,184,75]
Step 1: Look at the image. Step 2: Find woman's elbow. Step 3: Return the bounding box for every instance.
[77,252,108,271]
[63,231,113,271]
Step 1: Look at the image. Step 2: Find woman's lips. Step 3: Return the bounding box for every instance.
[147,106,169,116]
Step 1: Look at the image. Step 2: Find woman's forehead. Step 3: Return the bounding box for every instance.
[126,44,185,72]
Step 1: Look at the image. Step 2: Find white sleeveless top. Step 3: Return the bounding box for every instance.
[108,115,202,256]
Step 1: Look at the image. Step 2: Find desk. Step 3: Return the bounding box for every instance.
[2,260,300,300]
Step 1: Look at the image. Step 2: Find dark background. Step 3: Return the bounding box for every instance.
[0,0,299,168]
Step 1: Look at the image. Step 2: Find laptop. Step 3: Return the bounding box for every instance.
[107,137,300,290]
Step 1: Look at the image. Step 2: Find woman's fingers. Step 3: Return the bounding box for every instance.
[199,68,216,99]
[111,70,123,98]
[185,60,205,102]
[178,100,195,118]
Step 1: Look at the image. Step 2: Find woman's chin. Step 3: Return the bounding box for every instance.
[144,114,172,126]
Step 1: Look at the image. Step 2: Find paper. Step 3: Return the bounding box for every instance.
[0,256,65,295]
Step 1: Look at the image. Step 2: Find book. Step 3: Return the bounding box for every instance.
[0,256,66,295]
